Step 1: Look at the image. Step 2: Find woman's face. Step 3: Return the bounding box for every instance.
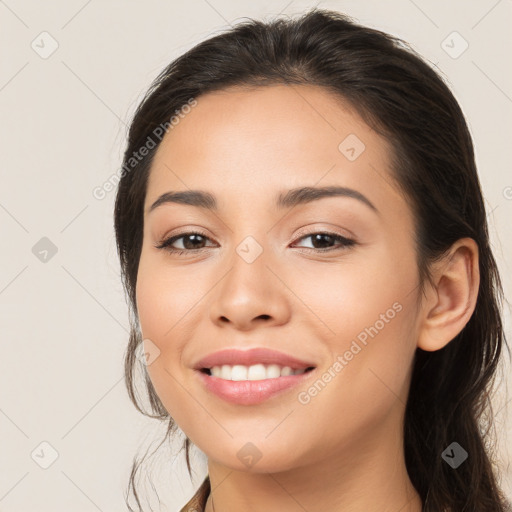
[136,84,423,472]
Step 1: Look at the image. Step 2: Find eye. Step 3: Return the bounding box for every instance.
[291,232,356,252]
[154,231,216,255]
[154,230,356,256]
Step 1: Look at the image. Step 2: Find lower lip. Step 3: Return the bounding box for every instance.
[195,369,316,405]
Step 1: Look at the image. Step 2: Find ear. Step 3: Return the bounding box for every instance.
[417,237,480,352]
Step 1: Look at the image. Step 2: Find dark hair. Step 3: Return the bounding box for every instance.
[114,8,510,511]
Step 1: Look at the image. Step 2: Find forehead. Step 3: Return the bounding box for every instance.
[145,84,402,214]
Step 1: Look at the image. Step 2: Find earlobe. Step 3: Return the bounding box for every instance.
[417,238,480,352]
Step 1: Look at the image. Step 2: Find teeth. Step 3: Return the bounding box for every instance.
[209,364,309,381]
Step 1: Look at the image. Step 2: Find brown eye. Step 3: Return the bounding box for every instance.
[292,232,356,251]
[155,232,216,254]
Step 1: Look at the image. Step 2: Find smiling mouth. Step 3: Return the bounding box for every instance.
[200,364,316,381]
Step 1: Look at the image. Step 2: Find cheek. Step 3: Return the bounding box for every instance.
[135,253,214,422]
[136,252,205,341]
[291,245,419,402]
[291,243,416,342]
[291,280,418,460]
[134,267,189,424]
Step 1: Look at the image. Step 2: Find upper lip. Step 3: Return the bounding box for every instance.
[193,348,316,370]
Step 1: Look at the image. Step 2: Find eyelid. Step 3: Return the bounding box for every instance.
[292,223,356,242]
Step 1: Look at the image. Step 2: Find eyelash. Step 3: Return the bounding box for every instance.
[154,230,356,256]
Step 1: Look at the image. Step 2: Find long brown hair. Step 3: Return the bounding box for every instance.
[114,9,510,511]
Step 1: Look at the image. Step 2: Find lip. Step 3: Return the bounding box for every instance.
[195,366,317,405]
[192,347,316,371]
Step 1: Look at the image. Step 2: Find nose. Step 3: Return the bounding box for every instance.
[208,248,291,331]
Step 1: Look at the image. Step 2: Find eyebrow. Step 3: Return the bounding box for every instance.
[147,186,379,215]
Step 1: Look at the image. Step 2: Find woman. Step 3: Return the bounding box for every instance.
[114,8,510,511]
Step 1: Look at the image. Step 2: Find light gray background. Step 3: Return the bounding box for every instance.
[1,1,511,511]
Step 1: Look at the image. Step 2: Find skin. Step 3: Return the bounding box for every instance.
[136,84,479,512]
